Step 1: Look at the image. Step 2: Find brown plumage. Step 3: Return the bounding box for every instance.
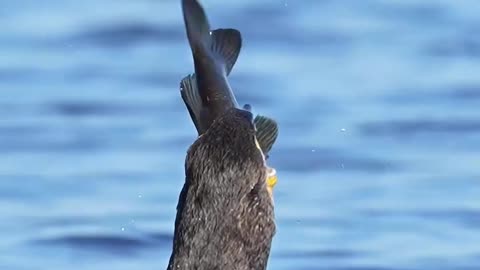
[167,108,275,270]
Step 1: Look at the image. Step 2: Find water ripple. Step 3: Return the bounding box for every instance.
[360,119,480,136]
[275,147,396,173]
[32,232,172,255]
[427,31,480,58]
[276,248,362,259]
[70,22,183,47]
[46,101,162,116]
[363,209,480,229]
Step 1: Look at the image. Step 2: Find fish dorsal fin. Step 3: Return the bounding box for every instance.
[180,73,203,134]
[211,28,242,75]
[254,115,279,156]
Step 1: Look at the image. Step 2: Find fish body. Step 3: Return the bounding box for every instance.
[179,0,279,157]
[181,0,241,134]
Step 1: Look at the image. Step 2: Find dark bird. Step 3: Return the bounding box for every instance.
[179,0,278,156]
[167,108,276,270]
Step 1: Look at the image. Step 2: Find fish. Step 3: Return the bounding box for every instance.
[180,0,241,134]
[179,0,279,157]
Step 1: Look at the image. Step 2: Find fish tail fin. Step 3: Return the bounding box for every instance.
[181,0,212,51]
[182,0,242,75]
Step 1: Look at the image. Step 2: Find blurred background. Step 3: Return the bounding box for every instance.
[1,0,479,269]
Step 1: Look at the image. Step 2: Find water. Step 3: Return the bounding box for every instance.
[1,0,479,269]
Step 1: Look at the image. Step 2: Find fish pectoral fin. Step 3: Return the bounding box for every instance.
[180,73,203,134]
[211,28,242,75]
[254,115,279,157]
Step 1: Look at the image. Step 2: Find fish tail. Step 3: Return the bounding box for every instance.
[181,0,212,52]
[181,0,242,75]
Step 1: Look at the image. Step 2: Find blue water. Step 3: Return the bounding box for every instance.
[1,0,479,269]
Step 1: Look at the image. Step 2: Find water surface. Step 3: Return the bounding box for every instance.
[1,0,479,269]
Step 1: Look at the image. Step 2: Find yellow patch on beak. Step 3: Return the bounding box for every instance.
[267,173,277,188]
[266,167,277,199]
[255,137,277,199]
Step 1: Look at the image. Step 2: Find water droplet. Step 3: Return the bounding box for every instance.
[138,194,142,198]
[311,149,316,152]
[284,1,288,7]
[341,163,345,169]
[340,128,346,132]
[121,227,125,231]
